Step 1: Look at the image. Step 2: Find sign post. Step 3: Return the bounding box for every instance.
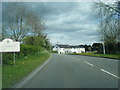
[14,52,15,67]
[0,53,2,65]
[0,38,20,66]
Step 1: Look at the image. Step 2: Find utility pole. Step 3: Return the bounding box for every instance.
[118,1,120,42]
[100,3,106,54]
[102,41,106,54]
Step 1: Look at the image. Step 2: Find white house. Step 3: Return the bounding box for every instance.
[53,44,85,54]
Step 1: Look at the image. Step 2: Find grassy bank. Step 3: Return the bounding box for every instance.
[68,52,119,59]
[2,52,50,88]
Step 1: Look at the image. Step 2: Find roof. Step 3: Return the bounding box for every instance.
[56,44,70,48]
[56,44,84,48]
[70,45,84,48]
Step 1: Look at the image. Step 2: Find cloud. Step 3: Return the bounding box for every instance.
[2,2,99,45]
[41,2,100,45]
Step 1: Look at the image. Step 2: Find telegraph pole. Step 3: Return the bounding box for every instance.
[100,3,106,54]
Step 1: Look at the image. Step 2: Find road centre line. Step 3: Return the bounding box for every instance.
[69,55,119,79]
[101,69,120,79]
[83,61,94,66]
[70,57,82,63]
[72,56,85,61]
[70,56,94,66]
[71,56,82,61]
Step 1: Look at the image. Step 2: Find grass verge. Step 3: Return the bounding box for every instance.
[2,52,50,88]
[68,52,119,59]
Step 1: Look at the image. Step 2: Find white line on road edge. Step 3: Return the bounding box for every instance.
[14,54,52,88]
[83,61,94,66]
[101,69,120,79]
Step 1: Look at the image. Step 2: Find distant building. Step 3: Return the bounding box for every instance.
[53,44,85,54]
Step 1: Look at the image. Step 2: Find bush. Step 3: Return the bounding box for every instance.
[3,44,44,64]
[105,42,120,54]
[92,42,120,54]
[51,51,58,53]
[2,53,13,64]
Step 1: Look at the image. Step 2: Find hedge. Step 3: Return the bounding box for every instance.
[2,44,45,64]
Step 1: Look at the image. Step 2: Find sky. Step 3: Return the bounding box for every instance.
[42,2,100,45]
[2,2,101,45]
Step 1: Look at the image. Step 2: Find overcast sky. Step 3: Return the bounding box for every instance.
[42,2,100,45]
[2,2,101,45]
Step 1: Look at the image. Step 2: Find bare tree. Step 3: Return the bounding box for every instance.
[92,1,120,54]
[3,3,46,41]
[93,1,120,43]
[27,12,46,36]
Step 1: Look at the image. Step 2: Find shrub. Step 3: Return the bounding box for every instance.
[3,44,44,64]
[2,53,13,64]
[51,51,58,53]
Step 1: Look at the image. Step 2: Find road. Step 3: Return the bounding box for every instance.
[15,53,119,88]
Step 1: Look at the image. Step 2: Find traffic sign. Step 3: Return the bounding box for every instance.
[0,38,20,52]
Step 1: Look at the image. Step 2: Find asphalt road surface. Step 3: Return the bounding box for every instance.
[15,53,119,88]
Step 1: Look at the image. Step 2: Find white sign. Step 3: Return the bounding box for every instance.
[0,38,20,52]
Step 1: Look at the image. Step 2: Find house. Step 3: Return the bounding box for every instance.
[53,44,85,54]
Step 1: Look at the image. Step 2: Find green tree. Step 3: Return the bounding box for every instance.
[92,43,103,54]
[23,35,51,50]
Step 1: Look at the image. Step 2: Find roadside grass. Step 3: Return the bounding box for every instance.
[2,52,50,88]
[68,52,119,59]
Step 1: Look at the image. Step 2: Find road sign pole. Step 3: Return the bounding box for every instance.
[14,52,15,67]
[0,53,2,65]
[102,42,106,55]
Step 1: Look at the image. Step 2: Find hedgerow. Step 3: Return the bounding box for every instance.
[2,44,45,64]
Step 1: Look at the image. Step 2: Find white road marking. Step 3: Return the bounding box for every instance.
[71,56,82,61]
[71,56,94,66]
[69,55,119,79]
[101,69,120,79]
[14,54,52,88]
[83,61,94,66]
